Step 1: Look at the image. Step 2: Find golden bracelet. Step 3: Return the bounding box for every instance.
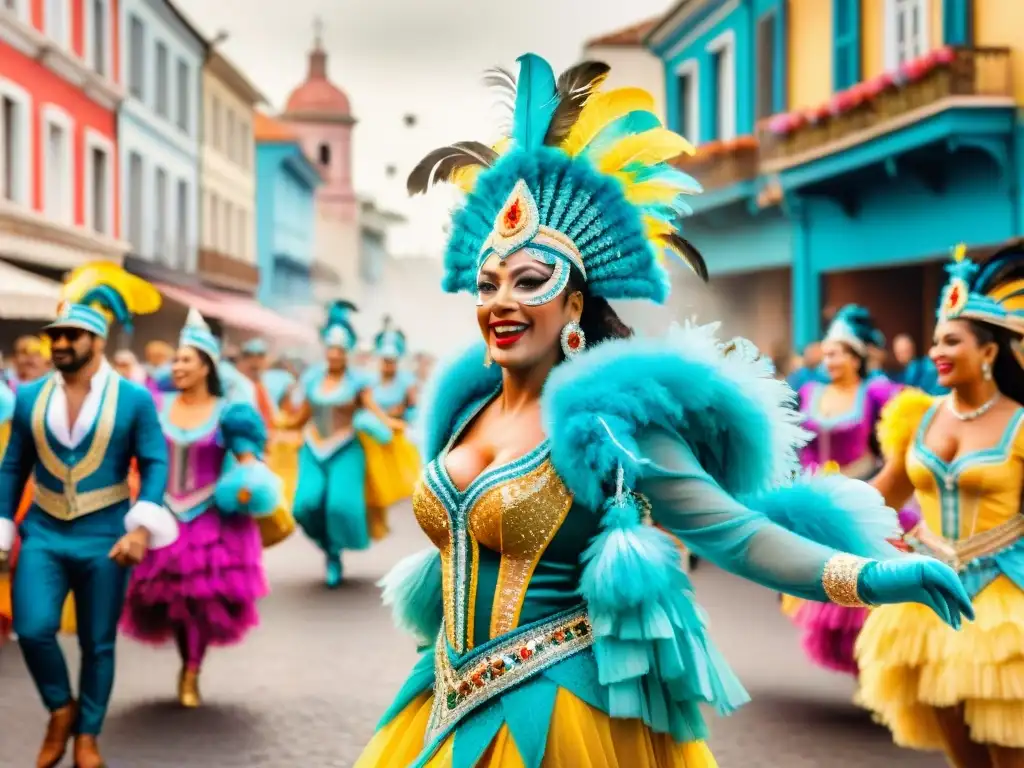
[821,554,872,608]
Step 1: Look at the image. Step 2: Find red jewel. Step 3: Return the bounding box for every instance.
[504,199,521,229]
[949,285,960,306]
[472,673,485,688]
[567,332,580,350]
[458,681,472,696]
[553,630,565,642]
[519,647,532,660]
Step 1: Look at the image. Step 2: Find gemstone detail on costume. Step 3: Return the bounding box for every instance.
[821,553,871,607]
[941,277,969,319]
[425,608,593,743]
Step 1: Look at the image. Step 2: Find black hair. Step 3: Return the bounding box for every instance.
[565,268,633,348]
[828,306,883,381]
[966,320,1024,406]
[194,348,224,398]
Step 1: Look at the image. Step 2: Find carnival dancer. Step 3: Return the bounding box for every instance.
[280,300,400,587]
[354,53,971,768]
[362,317,420,512]
[0,262,174,768]
[786,305,919,674]
[0,376,16,646]
[120,309,280,709]
[856,242,1024,768]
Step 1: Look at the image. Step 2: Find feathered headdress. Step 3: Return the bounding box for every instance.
[938,241,1024,337]
[179,307,221,362]
[322,300,357,350]
[48,261,161,339]
[374,316,406,359]
[823,305,884,357]
[408,53,706,304]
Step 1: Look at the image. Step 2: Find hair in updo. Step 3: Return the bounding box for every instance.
[565,268,633,346]
[964,320,1024,405]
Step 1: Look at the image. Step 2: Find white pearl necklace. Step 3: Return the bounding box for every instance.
[946,391,1000,421]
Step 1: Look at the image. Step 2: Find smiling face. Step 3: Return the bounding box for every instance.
[475,249,582,372]
[172,345,211,392]
[821,340,861,382]
[930,319,996,388]
[47,327,101,374]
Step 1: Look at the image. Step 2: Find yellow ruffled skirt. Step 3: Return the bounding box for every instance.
[361,431,421,541]
[356,689,717,767]
[856,575,1024,749]
[266,432,301,508]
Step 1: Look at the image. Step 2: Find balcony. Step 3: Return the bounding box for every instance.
[197,249,260,294]
[757,47,1013,171]
[672,136,759,193]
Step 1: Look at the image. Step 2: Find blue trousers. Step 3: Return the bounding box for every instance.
[13,532,129,735]
[293,441,369,557]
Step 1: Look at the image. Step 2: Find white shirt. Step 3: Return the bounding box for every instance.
[47,358,113,448]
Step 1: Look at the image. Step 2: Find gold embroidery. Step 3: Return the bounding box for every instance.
[412,478,456,647]
[469,461,573,639]
[821,554,871,607]
[34,481,131,520]
[30,376,122,521]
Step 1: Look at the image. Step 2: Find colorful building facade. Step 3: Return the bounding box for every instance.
[649,0,1021,355]
[254,112,321,309]
[117,0,205,273]
[0,0,127,287]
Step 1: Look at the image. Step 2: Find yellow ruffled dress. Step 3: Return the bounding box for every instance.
[856,390,1024,749]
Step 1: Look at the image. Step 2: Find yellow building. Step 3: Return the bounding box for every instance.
[198,50,265,296]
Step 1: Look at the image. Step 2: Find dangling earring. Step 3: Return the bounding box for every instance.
[560,320,586,358]
[983,361,993,381]
[483,347,492,368]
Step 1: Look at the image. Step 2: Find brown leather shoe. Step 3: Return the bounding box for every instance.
[36,700,77,768]
[73,734,107,768]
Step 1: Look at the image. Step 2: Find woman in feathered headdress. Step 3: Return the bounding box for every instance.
[355,53,970,768]
[360,316,421,517]
[277,300,404,587]
[785,305,920,674]
[121,308,282,708]
[856,242,1024,766]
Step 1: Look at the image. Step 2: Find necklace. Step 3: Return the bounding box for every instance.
[946,391,1000,421]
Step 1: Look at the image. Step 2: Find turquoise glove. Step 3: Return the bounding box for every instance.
[859,555,974,629]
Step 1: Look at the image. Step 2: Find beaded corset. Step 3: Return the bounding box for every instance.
[304,374,362,459]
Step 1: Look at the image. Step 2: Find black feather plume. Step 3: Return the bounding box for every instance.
[974,239,1024,293]
[407,141,500,195]
[660,233,709,283]
[544,61,610,147]
[483,66,517,128]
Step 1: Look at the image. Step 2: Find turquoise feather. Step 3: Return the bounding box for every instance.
[512,53,558,150]
[580,110,662,160]
[214,460,282,516]
[378,547,444,644]
[353,408,393,444]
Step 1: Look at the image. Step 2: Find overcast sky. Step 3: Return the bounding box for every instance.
[173,0,673,256]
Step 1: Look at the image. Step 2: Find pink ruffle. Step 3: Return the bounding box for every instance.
[794,600,868,676]
[120,511,268,647]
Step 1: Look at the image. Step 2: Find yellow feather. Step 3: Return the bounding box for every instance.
[643,216,674,239]
[560,87,657,157]
[450,136,511,193]
[877,389,935,460]
[62,261,162,316]
[988,278,1024,302]
[626,180,688,207]
[953,243,967,262]
[595,129,695,175]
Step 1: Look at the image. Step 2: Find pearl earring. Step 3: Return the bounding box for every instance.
[983,361,993,381]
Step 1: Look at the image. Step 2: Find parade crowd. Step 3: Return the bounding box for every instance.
[1,51,1022,768]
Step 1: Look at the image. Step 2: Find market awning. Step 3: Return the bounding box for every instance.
[155,282,317,344]
[0,260,63,319]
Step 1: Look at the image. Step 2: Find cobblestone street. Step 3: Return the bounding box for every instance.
[1,507,945,767]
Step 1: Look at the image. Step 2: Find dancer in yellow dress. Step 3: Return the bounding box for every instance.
[354,52,971,768]
[857,241,1024,767]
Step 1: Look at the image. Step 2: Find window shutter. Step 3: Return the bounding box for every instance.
[832,0,862,91]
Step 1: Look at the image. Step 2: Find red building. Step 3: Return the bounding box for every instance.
[0,0,126,292]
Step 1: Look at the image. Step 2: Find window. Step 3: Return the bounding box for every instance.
[128,15,145,99]
[84,131,113,235]
[210,193,220,250]
[238,120,250,168]
[176,179,188,268]
[226,110,236,162]
[833,0,862,91]
[675,62,699,144]
[45,0,70,48]
[318,142,331,166]
[886,0,929,69]
[211,97,222,150]
[223,200,233,255]
[707,31,736,141]
[154,167,167,260]
[0,82,32,206]
[127,152,144,251]
[155,41,169,117]
[755,12,778,120]
[42,106,73,223]
[176,59,189,133]
[86,0,109,76]
[943,0,972,45]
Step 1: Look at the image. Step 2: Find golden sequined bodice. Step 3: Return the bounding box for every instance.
[413,450,575,653]
[907,405,1024,539]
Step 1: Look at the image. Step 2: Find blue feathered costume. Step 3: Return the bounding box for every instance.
[356,54,968,768]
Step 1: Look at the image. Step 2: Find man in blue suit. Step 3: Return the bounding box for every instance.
[0,265,175,768]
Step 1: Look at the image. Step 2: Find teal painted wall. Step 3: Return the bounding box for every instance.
[686,208,792,275]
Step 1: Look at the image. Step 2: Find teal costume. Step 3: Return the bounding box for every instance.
[371,321,416,417]
[292,301,391,586]
[0,284,172,737]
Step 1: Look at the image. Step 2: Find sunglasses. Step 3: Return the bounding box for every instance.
[44,328,85,343]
